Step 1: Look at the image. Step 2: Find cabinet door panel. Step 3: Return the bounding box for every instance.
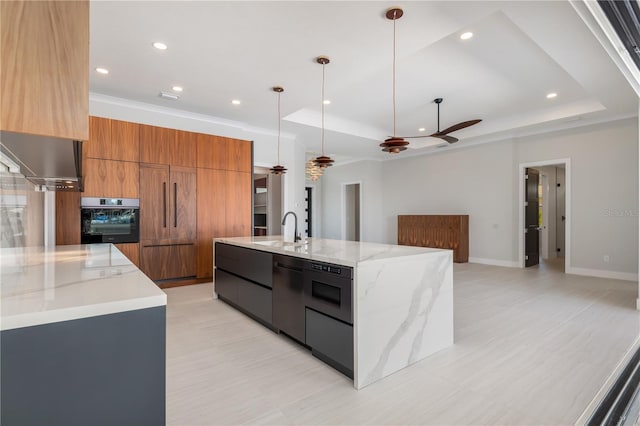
[83,158,138,198]
[140,125,174,165]
[111,119,139,162]
[197,134,225,169]
[196,168,227,278]
[140,245,171,280]
[117,161,139,198]
[114,243,140,268]
[85,116,110,159]
[173,131,197,167]
[227,139,252,172]
[1,1,89,140]
[170,166,196,241]
[55,192,80,245]
[168,244,196,278]
[139,164,170,241]
[225,171,252,238]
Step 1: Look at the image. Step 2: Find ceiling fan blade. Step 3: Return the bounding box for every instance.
[437,135,459,144]
[391,135,434,139]
[439,119,482,135]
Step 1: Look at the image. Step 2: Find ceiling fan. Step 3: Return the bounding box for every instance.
[396,98,482,144]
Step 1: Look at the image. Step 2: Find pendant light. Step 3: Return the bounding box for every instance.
[313,56,334,168]
[379,7,410,154]
[269,86,287,175]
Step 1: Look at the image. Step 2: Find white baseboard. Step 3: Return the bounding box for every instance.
[566,266,638,282]
[468,257,520,268]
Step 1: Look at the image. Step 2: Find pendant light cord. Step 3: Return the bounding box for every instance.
[392,10,397,137]
[277,91,281,164]
[321,62,326,156]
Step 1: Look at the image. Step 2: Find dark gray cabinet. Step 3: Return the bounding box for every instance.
[273,255,306,343]
[215,243,273,326]
[215,242,272,287]
[306,308,354,378]
[215,242,355,379]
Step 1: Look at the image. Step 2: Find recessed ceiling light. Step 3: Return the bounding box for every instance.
[172,86,183,92]
[418,127,426,132]
[460,32,473,40]
[159,92,179,100]
[152,42,168,50]
[323,100,331,105]
[95,67,109,75]
[546,92,557,99]
[231,99,241,105]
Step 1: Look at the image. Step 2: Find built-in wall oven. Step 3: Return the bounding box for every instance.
[80,197,140,244]
[304,261,353,324]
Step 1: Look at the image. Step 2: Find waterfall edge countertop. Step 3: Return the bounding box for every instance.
[214,235,450,267]
[0,244,167,331]
[215,235,454,389]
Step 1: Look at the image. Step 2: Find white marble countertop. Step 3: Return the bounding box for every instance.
[215,236,450,267]
[1,244,166,331]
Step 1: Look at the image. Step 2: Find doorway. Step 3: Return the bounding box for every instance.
[342,182,361,242]
[519,159,570,272]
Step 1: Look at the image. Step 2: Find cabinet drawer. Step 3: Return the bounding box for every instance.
[237,280,272,325]
[305,308,353,378]
[140,243,195,281]
[214,269,240,304]
[215,243,272,287]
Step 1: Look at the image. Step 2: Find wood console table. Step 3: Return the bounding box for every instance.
[398,215,469,263]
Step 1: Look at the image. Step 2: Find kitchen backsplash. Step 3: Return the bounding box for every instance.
[0,171,44,248]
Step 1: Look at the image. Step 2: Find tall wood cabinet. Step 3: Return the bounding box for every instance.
[55,116,252,284]
[139,163,197,281]
[138,124,199,281]
[1,1,89,140]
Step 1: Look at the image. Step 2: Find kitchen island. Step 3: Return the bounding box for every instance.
[214,236,453,389]
[0,244,167,426]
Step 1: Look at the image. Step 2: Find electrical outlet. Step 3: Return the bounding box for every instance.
[604,255,610,263]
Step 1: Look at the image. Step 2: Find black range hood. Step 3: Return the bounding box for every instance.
[0,131,83,192]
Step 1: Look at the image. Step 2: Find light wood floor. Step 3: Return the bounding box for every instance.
[165,260,640,425]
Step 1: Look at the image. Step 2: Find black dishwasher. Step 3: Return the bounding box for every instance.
[272,255,306,344]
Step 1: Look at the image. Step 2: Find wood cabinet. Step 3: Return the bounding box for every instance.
[55,192,81,245]
[139,125,175,165]
[139,164,196,243]
[139,163,197,280]
[139,164,171,242]
[196,168,227,278]
[174,131,197,168]
[197,134,251,171]
[1,1,89,140]
[85,116,139,162]
[196,170,251,278]
[83,158,139,198]
[397,215,469,263]
[114,243,140,268]
[140,243,195,281]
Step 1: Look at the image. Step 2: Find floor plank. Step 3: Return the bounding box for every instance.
[165,259,640,425]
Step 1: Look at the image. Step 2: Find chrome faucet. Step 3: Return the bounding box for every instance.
[281,211,301,243]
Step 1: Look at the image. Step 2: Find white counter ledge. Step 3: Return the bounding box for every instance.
[0,244,167,331]
[215,236,454,389]
[214,235,449,267]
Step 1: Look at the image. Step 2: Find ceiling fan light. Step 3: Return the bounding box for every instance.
[380,137,409,154]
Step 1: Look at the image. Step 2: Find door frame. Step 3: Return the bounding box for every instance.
[518,158,571,271]
[341,181,363,241]
[540,172,549,260]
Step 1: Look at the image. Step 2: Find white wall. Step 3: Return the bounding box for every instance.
[319,118,638,279]
[318,160,385,243]
[89,93,306,238]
